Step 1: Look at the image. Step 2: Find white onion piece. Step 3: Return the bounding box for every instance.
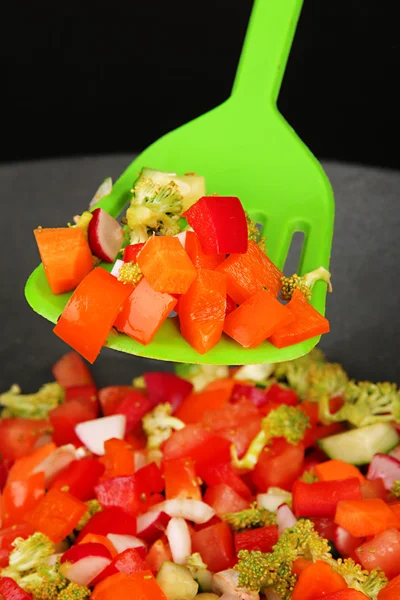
[111,259,124,278]
[60,556,111,586]
[89,177,113,209]
[257,489,292,513]
[33,444,80,485]
[149,499,215,524]
[166,517,191,565]
[212,570,260,600]
[107,534,146,554]
[276,503,297,536]
[74,415,126,456]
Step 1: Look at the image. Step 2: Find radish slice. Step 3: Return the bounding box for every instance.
[88,208,124,263]
[111,259,124,278]
[149,499,215,524]
[60,556,112,586]
[390,445,400,461]
[33,444,80,485]
[276,504,297,536]
[61,543,112,564]
[334,525,363,557]
[166,517,191,565]
[74,415,126,456]
[136,511,171,542]
[367,453,400,490]
[89,177,113,209]
[257,489,292,513]
[106,534,146,554]
[212,570,260,600]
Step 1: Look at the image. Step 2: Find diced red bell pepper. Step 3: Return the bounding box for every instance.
[143,372,193,411]
[146,539,172,573]
[334,499,400,537]
[264,383,299,406]
[377,574,400,600]
[99,438,135,479]
[291,560,347,600]
[98,386,133,416]
[52,351,95,388]
[184,231,226,268]
[252,437,305,492]
[50,456,104,500]
[216,240,283,303]
[65,384,98,404]
[164,457,201,500]
[310,517,337,541]
[0,577,32,599]
[225,294,237,316]
[0,419,51,462]
[175,387,232,424]
[355,528,400,579]
[231,383,268,407]
[92,570,167,600]
[137,236,197,294]
[0,549,10,568]
[192,521,235,573]
[49,397,98,446]
[224,289,293,348]
[91,547,151,586]
[135,463,165,496]
[114,277,177,345]
[25,488,87,543]
[77,508,137,541]
[199,461,252,501]
[179,269,227,354]
[361,478,387,500]
[123,243,145,263]
[2,472,46,527]
[315,591,370,600]
[204,484,249,515]
[269,288,330,348]
[54,267,133,363]
[234,525,278,554]
[162,424,231,469]
[293,478,362,518]
[95,475,143,516]
[115,390,153,433]
[183,196,248,254]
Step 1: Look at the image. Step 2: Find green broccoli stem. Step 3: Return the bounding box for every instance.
[304,266,333,293]
[231,430,268,470]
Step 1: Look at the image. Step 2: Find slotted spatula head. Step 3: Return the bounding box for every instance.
[25,0,334,365]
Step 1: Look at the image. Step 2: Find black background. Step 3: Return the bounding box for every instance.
[2,0,399,168]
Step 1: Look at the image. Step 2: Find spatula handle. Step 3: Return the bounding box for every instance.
[231,0,304,106]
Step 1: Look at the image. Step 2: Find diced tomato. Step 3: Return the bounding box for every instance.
[378,574,400,599]
[355,528,400,580]
[0,576,32,599]
[264,383,299,406]
[234,525,278,553]
[175,387,232,424]
[192,522,235,573]
[115,390,153,433]
[204,484,249,515]
[230,383,268,408]
[293,478,362,518]
[362,478,387,500]
[0,523,34,551]
[199,461,252,501]
[91,547,151,586]
[164,457,201,500]
[252,438,305,492]
[65,384,98,406]
[52,351,95,388]
[50,457,105,500]
[146,539,172,574]
[0,458,10,492]
[77,508,137,540]
[201,398,261,459]
[291,560,347,600]
[0,549,10,568]
[49,397,98,446]
[1,471,45,527]
[135,463,165,497]
[98,386,133,416]
[95,475,143,517]
[0,419,51,461]
[162,424,231,470]
[310,517,337,541]
[143,372,193,412]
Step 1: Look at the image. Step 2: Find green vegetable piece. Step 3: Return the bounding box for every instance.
[156,561,198,600]
[0,382,64,419]
[222,502,276,532]
[280,266,332,301]
[142,402,185,450]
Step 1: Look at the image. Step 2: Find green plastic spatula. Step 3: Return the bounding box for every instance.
[25,0,334,365]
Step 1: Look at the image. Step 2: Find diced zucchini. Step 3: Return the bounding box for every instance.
[156,561,199,600]
[193,569,213,593]
[139,168,206,211]
[318,422,400,465]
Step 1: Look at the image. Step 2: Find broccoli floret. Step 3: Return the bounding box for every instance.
[75,499,103,531]
[0,382,64,419]
[318,380,400,427]
[70,211,93,237]
[231,405,310,470]
[223,502,276,532]
[19,559,69,598]
[174,363,229,392]
[57,582,91,600]
[233,363,275,385]
[186,552,208,572]
[306,361,348,403]
[280,266,332,302]
[274,349,327,399]
[142,402,185,450]
[331,558,388,600]
[245,213,266,253]
[392,480,400,498]
[126,178,183,243]
[117,261,143,286]
[7,533,55,573]
[299,469,318,483]
[235,519,331,599]
[132,375,146,390]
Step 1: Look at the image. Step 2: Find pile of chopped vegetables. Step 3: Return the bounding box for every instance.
[1,349,400,599]
[33,169,332,362]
